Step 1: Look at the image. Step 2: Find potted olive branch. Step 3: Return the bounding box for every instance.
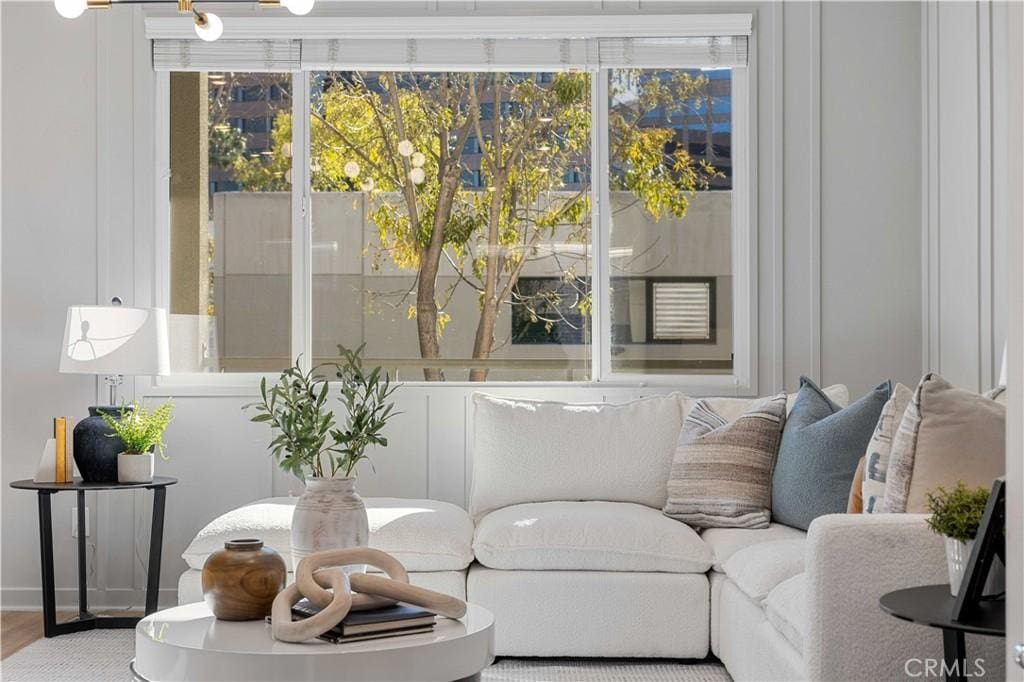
[244,344,399,566]
[101,400,174,484]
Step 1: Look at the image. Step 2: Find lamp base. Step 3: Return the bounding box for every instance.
[72,406,131,483]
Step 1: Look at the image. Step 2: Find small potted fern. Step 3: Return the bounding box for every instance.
[926,482,1004,596]
[102,401,174,484]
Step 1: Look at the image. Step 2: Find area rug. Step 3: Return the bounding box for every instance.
[1,630,731,681]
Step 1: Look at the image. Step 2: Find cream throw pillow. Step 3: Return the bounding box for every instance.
[881,374,1005,513]
[664,394,787,529]
[862,382,913,513]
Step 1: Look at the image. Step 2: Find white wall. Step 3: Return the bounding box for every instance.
[1,0,924,608]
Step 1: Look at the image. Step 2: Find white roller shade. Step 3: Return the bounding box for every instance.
[301,38,593,72]
[597,36,748,69]
[152,39,300,72]
[146,13,751,72]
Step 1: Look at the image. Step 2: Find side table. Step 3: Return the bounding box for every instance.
[879,584,1005,682]
[10,476,177,637]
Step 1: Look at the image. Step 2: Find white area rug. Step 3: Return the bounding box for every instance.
[1,630,731,681]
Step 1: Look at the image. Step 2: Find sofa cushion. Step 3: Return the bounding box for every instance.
[182,497,474,572]
[772,377,891,530]
[883,373,1006,513]
[473,501,712,573]
[470,393,686,519]
[764,572,806,652]
[664,394,788,529]
[722,539,806,602]
[701,523,807,572]
[697,384,849,423]
[863,382,913,513]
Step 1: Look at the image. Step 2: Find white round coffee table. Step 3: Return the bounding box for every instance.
[131,602,494,682]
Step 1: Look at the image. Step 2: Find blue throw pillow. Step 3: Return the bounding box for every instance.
[771,377,891,530]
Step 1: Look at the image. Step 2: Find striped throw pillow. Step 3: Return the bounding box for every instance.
[663,394,787,529]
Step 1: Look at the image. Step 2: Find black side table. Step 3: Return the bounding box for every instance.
[880,584,1005,682]
[10,476,177,637]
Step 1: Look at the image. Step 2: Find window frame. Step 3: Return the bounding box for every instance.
[150,24,757,394]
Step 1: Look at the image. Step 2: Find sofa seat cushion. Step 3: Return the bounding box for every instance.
[722,539,806,602]
[182,497,474,572]
[764,572,806,653]
[470,393,686,519]
[473,501,712,573]
[701,523,807,572]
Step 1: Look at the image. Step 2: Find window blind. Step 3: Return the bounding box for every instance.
[301,38,593,72]
[152,39,301,72]
[652,281,712,341]
[147,16,750,72]
[597,36,747,69]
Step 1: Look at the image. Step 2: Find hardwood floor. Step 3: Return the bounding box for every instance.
[1,610,140,660]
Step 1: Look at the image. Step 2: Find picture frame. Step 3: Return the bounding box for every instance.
[952,478,1006,621]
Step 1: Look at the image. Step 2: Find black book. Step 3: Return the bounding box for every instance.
[291,599,436,637]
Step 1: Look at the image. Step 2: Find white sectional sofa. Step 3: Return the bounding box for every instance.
[179,390,1006,681]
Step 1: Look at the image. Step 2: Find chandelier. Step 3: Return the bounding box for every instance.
[53,0,314,41]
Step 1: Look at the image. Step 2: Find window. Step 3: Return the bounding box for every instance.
[309,71,592,381]
[167,72,293,373]
[158,25,751,385]
[649,279,714,342]
[606,68,734,376]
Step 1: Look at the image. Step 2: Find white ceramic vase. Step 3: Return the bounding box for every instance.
[117,452,154,484]
[944,536,1005,597]
[290,477,369,573]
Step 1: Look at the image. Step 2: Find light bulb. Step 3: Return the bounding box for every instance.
[194,11,223,42]
[409,168,425,185]
[282,0,314,15]
[54,0,87,19]
[397,140,414,157]
[344,161,361,178]
[411,152,425,168]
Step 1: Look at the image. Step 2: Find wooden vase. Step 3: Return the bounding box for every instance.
[202,539,286,621]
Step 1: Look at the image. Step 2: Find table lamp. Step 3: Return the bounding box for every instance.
[59,299,170,482]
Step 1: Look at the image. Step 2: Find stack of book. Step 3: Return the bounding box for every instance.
[289,599,437,644]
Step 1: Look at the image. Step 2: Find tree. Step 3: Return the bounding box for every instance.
[233,70,718,381]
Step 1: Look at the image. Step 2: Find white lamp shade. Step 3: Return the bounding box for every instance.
[59,305,170,376]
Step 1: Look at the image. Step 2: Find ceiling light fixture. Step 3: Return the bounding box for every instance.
[52,0,315,41]
[193,8,223,41]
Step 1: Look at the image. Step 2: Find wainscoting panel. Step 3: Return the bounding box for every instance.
[922,0,1006,392]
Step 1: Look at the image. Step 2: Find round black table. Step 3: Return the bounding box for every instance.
[10,477,177,637]
[880,584,1005,682]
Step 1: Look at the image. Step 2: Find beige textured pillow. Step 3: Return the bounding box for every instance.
[881,374,1005,513]
[862,382,913,513]
[664,394,787,529]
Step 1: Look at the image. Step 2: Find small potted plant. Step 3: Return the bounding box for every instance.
[101,401,174,484]
[926,482,1004,596]
[244,345,398,568]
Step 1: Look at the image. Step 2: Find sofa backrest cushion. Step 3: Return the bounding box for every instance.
[469,393,685,519]
[664,394,788,529]
[772,377,891,531]
[882,373,1005,513]
[862,382,913,513]
[695,384,849,423]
